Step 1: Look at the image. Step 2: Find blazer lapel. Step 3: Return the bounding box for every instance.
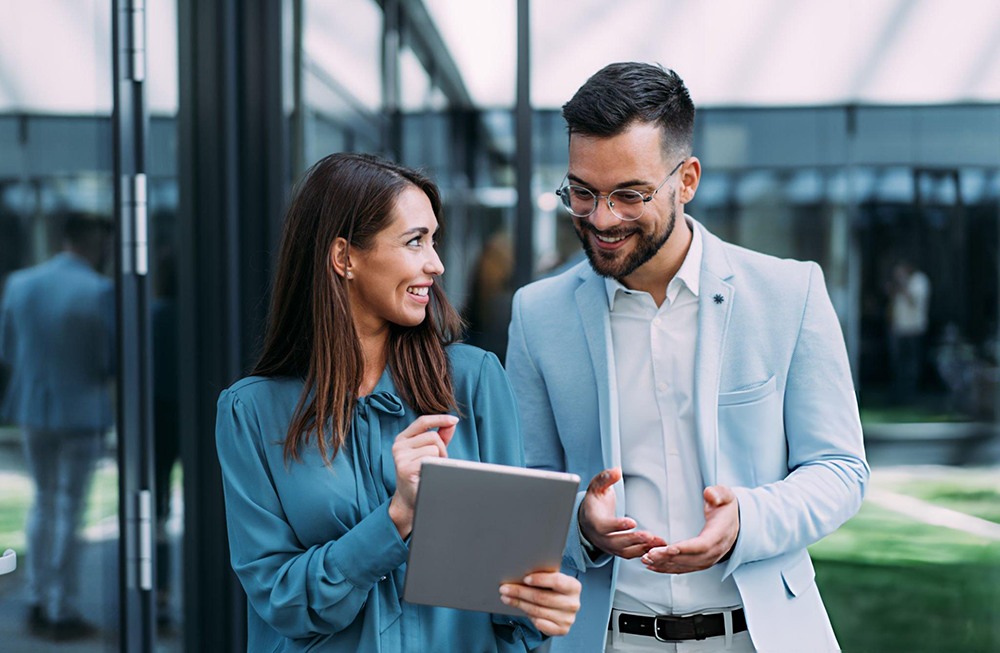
[693,221,735,488]
[574,269,621,494]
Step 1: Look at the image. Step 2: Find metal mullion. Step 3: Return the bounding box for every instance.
[112,0,156,652]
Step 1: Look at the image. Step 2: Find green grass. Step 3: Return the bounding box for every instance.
[0,462,119,555]
[890,479,1000,526]
[860,406,968,424]
[809,501,1000,651]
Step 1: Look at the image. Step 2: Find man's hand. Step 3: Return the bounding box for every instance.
[579,467,666,559]
[642,485,739,574]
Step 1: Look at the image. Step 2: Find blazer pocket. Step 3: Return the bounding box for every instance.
[718,376,777,406]
[781,551,816,598]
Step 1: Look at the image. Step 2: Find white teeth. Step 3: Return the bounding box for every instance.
[407,286,429,296]
[596,233,628,243]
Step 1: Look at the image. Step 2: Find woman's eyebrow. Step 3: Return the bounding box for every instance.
[400,226,438,237]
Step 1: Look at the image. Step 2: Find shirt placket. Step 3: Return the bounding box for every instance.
[649,297,677,611]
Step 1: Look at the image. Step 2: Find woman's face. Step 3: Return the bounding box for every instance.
[347,186,445,331]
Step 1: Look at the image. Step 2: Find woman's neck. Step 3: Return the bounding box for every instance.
[356,318,390,397]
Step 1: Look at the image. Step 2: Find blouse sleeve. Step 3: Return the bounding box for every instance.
[215,388,409,639]
[471,352,550,651]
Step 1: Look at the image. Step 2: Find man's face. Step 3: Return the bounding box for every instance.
[567,122,680,280]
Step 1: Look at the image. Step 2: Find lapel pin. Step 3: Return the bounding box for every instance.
[713,293,724,305]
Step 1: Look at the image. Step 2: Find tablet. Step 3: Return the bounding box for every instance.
[402,457,581,616]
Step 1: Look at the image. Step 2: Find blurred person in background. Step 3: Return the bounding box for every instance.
[465,231,514,360]
[507,63,869,653]
[215,153,581,652]
[0,212,114,640]
[886,259,931,404]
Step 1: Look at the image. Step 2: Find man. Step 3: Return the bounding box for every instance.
[506,63,868,652]
[0,213,114,640]
[887,259,931,404]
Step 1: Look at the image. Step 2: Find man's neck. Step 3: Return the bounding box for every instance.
[619,217,693,307]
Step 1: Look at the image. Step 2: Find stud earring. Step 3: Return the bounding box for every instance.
[346,270,354,279]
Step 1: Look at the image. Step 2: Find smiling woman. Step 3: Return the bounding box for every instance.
[214,152,583,652]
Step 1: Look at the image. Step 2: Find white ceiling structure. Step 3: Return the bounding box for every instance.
[1,0,998,115]
[427,0,1000,108]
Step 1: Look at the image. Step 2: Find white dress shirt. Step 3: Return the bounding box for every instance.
[605,219,743,616]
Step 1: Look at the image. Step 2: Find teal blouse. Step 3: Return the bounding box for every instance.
[215,344,547,652]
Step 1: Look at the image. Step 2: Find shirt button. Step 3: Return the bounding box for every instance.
[653,317,661,326]
[658,383,667,392]
[380,576,387,582]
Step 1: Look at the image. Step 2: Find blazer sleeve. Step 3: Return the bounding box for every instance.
[506,289,602,573]
[723,262,870,577]
[215,389,410,639]
[471,351,549,652]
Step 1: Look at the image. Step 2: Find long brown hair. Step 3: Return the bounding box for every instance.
[251,153,464,464]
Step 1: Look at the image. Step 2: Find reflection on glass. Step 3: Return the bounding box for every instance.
[0,211,117,646]
[0,0,119,648]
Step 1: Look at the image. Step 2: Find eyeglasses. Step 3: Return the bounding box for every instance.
[555,160,684,221]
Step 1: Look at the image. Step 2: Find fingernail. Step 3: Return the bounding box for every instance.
[523,575,533,585]
[448,415,459,423]
[500,586,510,595]
[667,547,680,555]
[501,596,511,605]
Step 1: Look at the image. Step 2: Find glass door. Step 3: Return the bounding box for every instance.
[0,1,122,651]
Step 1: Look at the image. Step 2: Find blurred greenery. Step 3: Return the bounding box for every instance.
[810,490,1000,651]
[0,462,118,555]
[860,406,968,424]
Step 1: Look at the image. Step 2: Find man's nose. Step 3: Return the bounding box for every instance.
[587,197,621,232]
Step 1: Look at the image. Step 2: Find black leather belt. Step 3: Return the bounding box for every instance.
[609,609,747,642]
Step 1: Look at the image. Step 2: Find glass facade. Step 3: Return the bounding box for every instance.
[0,1,120,649]
[0,1,998,651]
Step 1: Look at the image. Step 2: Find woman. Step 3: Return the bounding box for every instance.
[216,153,581,652]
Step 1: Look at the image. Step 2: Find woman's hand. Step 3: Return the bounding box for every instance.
[388,414,457,538]
[499,572,582,637]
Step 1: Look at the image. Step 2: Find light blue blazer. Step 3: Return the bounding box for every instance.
[506,219,869,653]
[0,253,115,431]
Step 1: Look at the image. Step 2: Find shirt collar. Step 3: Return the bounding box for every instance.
[604,216,703,310]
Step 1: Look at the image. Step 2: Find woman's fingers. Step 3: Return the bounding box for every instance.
[393,431,448,460]
[500,584,579,612]
[402,431,449,458]
[521,572,581,595]
[529,617,570,637]
[397,415,458,439]
[500,593,575,627]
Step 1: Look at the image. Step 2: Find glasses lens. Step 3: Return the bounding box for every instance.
[608,190,645,220]
[560,186,596,217]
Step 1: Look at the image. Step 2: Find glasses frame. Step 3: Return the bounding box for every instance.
[555,159,685,221]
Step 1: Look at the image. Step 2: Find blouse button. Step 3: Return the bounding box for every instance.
[380,576,387,582]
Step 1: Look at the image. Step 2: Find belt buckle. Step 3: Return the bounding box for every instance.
[653,615,684,643]
[654,613,710,642]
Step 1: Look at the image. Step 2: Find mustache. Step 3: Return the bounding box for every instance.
[577,222,641,239]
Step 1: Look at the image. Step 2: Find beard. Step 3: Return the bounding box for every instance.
[576,195,677,280]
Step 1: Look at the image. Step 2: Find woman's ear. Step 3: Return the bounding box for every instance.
[330,238,352,279]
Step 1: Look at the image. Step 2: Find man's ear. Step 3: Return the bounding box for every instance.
[678,156,701,205]
[330,238,351,279]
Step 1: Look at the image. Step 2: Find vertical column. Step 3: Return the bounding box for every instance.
[514,0,534,289]
[177,0,288,650]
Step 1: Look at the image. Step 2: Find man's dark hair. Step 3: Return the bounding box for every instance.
[62,211,111,249]
[562,62,695,158]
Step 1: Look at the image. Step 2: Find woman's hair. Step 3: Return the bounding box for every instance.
[251,152,464,464]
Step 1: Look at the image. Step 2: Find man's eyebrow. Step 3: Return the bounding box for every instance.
[567,173,652,189]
